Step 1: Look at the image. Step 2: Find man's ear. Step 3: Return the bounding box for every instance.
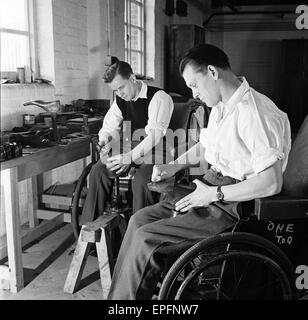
[208,65,219,80]
[130,74,136,82]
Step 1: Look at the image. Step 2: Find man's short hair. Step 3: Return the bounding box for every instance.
[103,59,133,83]
[179,44,231,75]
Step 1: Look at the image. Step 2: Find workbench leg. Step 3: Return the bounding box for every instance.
[27,174,43,228]
[2,168,24,293]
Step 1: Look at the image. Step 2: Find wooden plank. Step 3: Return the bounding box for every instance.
[41,195,84,208]
[42,195,73,206]
[63,228,91,294]
[2,167,24,293]
[0,214,64,260]
[96,229,112,299]
[36,209,71,223]
[81,227,101,243]
[83,213,120,232]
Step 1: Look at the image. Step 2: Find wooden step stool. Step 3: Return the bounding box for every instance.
[63,212,127,298]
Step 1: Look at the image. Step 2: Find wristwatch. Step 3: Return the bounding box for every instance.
[216,186,224,202]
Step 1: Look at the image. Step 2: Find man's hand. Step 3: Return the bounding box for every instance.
[151,164,179,182]
[106,153,132,174]
[175,179,216,212]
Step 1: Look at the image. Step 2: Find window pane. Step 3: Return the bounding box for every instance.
[124,24,128,48]
[124,0,128,23]
[0,0,27,31]
[1,32,28,71]
[125,0,144,76]
[130,52,142,75]
[131,28,141,50]
[130,2,142,27]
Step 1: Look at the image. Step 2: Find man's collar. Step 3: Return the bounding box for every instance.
[218,77,249,111]
[133,80,147,101]
[215,77,249,122]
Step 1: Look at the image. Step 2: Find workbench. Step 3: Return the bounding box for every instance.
[0,137,91,292]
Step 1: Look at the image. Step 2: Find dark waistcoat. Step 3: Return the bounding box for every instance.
[116,86,161,134]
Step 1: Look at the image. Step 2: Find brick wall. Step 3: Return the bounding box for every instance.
[0,84,55,131]
[52,0,89,104]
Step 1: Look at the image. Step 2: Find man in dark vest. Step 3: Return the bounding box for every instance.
[79,59,174,224]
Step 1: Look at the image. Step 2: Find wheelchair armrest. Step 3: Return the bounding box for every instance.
[254,195,308,221]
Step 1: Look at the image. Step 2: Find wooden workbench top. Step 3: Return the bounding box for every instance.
[0,136,91,181]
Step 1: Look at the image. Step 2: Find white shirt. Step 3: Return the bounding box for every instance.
[98,81,174,143]
[200,77,291,181]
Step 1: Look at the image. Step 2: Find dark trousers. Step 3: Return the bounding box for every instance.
[79,161,160,225]
[107,169,241,300]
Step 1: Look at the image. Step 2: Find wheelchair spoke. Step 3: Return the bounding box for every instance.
[232,259,251,297]
[231,258,285,299]
[214,287,232,300]
[170,251,291,300]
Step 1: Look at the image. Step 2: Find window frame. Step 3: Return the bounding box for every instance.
[124,0,145,77]
[0,0,38,81]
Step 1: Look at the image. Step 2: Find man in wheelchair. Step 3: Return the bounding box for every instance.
[79,58,174,225]
[107,44,294,300]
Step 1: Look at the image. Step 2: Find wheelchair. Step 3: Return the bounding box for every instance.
[70,138,134,240]
[155,115,308,300]
[70,99,210,240]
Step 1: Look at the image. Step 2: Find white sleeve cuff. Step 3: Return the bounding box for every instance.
[252,147,285,174]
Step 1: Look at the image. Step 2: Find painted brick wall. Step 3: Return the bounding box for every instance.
[0,84,55,131]
[52,0,89,104]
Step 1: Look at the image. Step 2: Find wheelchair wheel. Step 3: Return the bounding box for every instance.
[173,251,291,300]
[71,162,95,240]
[158,232,294,300]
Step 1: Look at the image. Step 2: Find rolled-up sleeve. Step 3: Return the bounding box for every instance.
[145,90,174,136]
[98,100,123,143]
[238,106,291,175]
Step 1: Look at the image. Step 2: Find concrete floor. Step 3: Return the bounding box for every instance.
[0,222,307,300]
[0,223,104,300]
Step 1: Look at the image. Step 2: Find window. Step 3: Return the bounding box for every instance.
[0,0,36,80]
[125,0,145,76]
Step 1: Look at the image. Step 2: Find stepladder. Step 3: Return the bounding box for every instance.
[63,212,127,298]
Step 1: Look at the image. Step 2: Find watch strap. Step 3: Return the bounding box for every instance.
[216,185,224,202]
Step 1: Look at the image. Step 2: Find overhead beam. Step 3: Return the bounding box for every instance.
[186,0,238,15]
[186,0,210,13]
